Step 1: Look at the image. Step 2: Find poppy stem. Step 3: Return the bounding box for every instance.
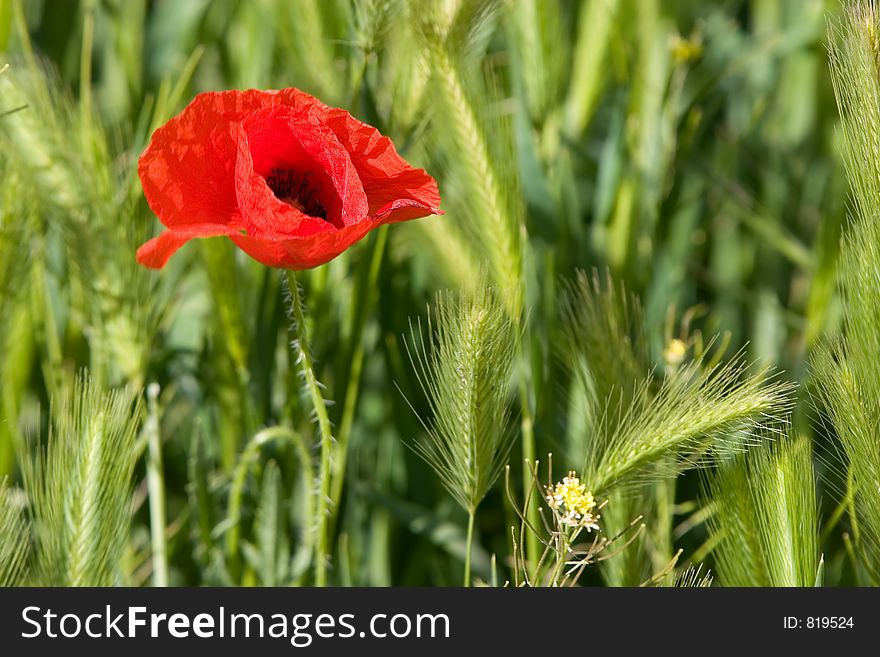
[283,269,334,587]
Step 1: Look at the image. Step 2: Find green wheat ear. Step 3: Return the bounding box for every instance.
[414,0,524,314]
[674,564,714,588]
[560,269,650,447]
[20,372,142,586]
[707,434,819,587]
[819,0,880,578]
[406,278,518,516]
[560,269,793,494]
[0,478,29,586]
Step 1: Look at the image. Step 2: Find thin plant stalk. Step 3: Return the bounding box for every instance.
[330,228,387,517]
[284,270,334,586]
[225,425,315,582]
[145,382,168,587]
[518,369,540,573]
[78,5,94,120]
[549,532,570,586]
[464,508,475,586]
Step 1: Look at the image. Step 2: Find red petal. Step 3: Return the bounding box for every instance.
[323,109,442,222]
[136,223,243,269]
[138,88,441,270]
[229,220,377,270]
[138,89,322,231]
[234,105,368,238]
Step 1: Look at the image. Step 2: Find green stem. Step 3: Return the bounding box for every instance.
[146,382,168,587]
[35,261,63,401]
[347,47,369,111]
[464,509,476,587]
[236,364,258,437]
[846,467,861,545]
[330,229,387,518]
[284,270,334,586]
[11,0,38,72]
[79,5,94,119]
[226,426,314,582]
[518,356,540,575]
[550,532,569,586]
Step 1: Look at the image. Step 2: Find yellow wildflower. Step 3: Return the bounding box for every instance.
[545,471,600,531]
[669,33,703,63]
[663,338,688,368]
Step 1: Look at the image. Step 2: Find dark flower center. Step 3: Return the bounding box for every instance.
[264,168,328,221]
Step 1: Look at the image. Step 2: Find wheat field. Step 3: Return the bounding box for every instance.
[0,0,878,589]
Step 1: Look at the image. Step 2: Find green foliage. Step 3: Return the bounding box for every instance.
[0,12,182,410]
[222,427,315,586]
[0,130,36,475]
[415,0,523,312]
[0,0,865,587]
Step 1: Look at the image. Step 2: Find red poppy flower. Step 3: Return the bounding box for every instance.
[136,88,442,269]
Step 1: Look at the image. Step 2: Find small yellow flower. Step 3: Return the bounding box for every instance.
[545,471,600,531]
[663,338,688,368]
[669,33,703,63]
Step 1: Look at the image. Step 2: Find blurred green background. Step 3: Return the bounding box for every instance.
[0,0,858,586]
